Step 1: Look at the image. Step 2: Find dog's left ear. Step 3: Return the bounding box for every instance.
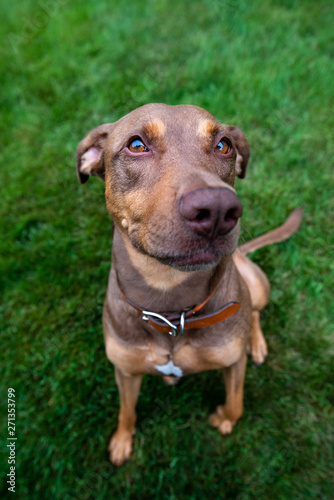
[226,126,250,179]
[76,123,114,184]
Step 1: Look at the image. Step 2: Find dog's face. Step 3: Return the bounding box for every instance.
[77,104,250,271]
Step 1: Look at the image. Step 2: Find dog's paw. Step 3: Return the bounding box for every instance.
[209,405,235,435]
[249,332,268,366]
[108,429,133,466]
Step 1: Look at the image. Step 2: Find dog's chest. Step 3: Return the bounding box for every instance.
[105,331,243,377]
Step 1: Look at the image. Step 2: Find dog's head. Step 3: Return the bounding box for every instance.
[77,104,250,271]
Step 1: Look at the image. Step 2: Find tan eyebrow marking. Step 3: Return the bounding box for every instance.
[143,118,166,139]
[197,120,220,138]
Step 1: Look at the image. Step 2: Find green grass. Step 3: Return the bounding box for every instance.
[1,0,333,498]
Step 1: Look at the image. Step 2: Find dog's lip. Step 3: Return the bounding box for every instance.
[157,248,221,267]
[153,225,240,267]
[129,223,240,267]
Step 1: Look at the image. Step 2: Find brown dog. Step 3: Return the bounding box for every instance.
[76,103,302,466]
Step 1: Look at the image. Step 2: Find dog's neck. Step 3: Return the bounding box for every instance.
[111,226,232,313]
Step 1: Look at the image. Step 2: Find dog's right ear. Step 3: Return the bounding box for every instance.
[76,124,114,184]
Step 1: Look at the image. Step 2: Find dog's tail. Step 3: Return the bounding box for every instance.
[238,208,303,255]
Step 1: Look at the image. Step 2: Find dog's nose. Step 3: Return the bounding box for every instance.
[179,187,243,238]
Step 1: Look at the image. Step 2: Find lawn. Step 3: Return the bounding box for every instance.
[1,0,333,498]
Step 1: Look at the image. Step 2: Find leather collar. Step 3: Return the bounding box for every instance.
[118,280,240,337]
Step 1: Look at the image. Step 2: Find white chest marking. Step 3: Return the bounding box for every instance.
[154,360,183,377]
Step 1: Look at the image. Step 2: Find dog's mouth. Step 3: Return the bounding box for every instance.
[129,219,240,271]
[157,248,222,270]
[130,235,222,270]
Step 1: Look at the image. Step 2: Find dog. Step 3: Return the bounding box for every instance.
[76,103,302,466]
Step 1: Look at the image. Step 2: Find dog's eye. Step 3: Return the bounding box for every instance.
[128,138,149,153]
[215,139,231,154]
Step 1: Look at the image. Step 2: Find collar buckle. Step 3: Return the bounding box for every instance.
[142,310,179,336]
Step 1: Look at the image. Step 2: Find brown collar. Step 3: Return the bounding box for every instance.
[118,281,240,337]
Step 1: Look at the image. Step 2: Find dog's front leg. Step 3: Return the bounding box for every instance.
[108,368,143,466]
[209,353,247,435]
